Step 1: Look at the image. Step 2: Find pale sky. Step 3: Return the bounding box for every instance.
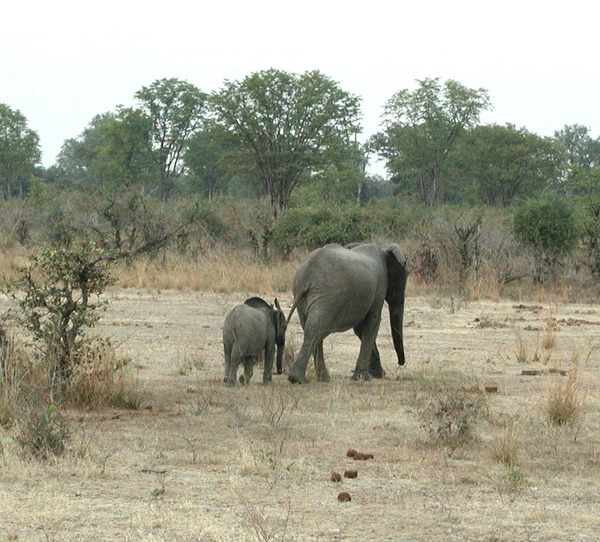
[2,0,598,174]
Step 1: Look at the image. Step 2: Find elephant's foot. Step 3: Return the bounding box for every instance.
[316,369,331,382]
[224,377,236,387]
[239,375,251,385]
[369,367,386,379]
[351,370,372,382]
[288,371,308,384]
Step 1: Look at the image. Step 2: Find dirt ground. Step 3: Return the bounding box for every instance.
[0,289,599,541]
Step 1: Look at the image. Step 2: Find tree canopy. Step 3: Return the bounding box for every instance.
[0,103,41,199]
[135,78,207,199]
[210,69,362,218]
[451,124,563,206]
[372,78,491,206]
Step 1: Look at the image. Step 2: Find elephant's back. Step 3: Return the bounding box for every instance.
[293,244,383,305]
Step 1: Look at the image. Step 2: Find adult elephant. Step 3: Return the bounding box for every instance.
[287,243,408,383]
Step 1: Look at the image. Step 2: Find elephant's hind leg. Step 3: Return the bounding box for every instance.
[315,341,330,382]
[239,356,254,385]
[289,333,325,384]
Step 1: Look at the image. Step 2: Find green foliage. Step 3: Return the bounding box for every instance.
[579,192,600,277]
[135,78,207,199]
[513,198,581,283]
[451,124,563,206]
[184,123,234,199]
[373,78,491,206]
[12,242,117,386]
[210,69,362,218]
[272,205,375,255]
[513,199,580,255]
[0,103,42,199]
[17,403,70,459]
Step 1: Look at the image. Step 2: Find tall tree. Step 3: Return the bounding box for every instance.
[554,124,600,194]
[135,78,207,199]
[452,124,563,206]
[372,78,491,206]
[184,124,233,199]
[0,103,41,199]
[210,69,362,218]
[54,110,154,191]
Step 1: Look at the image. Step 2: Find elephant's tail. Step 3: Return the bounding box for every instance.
[286,298,299,324]
[287,286,308,324]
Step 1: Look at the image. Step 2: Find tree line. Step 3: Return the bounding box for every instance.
[1,71,598,210]
[1,70,599,285]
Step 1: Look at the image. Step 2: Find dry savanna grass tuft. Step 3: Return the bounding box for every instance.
[546,356,586,432]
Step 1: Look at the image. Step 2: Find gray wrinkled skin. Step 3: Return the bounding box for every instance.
[222,297,286,386]
[287,243,408,384]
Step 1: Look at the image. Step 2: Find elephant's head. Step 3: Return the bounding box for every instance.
[272,298,287,375]
[384,244,409,366]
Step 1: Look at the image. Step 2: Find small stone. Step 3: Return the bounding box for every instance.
[330,472,342,483]
[344,469,358,479]
[346,448,357,457]
[337,492,352,502]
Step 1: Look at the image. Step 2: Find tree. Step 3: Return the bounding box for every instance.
[513,198,580,283]
[184,124,233,199]
[54,110,155,191]
[210,69,362,218]
[452,124,563,206]
[0,103,42,199]
[372,78,491,206]
[135,78,207,199]
[554,124,600,194]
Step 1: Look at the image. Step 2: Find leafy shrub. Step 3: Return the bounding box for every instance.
[17,403,70,459]
[579,194,600,278]
[513,198,581,283]
[272,205,375,255]
[10,242,117,388]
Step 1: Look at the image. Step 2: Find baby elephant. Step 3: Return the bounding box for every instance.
[222,297,287,386]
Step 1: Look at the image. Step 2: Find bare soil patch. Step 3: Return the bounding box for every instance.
[1,290,599,541]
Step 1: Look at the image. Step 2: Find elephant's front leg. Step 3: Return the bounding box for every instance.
[352,312,382,381]
[353,323,385,379]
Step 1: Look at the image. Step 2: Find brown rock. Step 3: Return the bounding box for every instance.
[330,472,342,483]
[337,492,352,502]
[346,448,357,457]
[344,469,358,479]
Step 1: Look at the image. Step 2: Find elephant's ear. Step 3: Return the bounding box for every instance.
[272,298,287,343]
[385,244,408,303]
[244,296,271,310]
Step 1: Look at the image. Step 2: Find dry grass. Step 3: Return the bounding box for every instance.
[489,414,522,467]
[546,358,586,432]
[1,251,600,540]
[111,250,299,295]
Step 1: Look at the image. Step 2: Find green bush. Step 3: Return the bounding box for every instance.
[272,205,376,255]
[513,198,581,283]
